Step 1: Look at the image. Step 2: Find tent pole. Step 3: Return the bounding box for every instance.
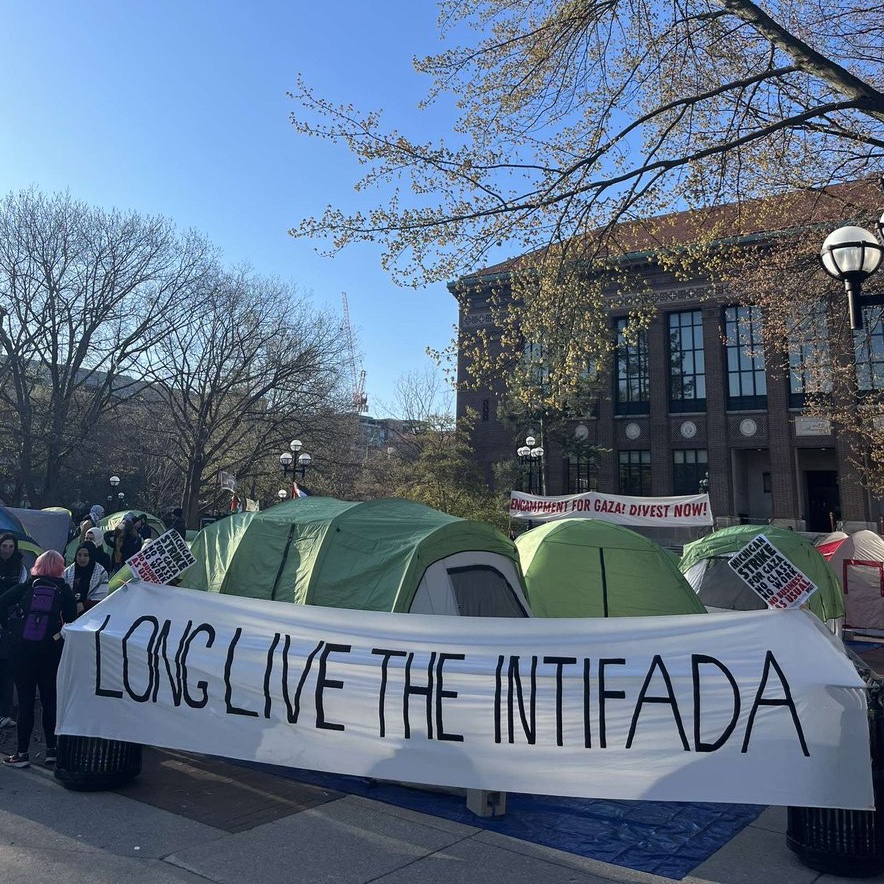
[599,547,609,617]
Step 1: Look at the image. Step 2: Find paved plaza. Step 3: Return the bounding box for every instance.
[0,742,880,884]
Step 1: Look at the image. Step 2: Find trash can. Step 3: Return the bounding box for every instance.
[54,735,142,791]
[786,669,884,877]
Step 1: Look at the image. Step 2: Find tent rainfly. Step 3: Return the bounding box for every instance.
[814,531,849,561]
[679,524,845,627]
[516,519,707,617]
[184,497,531,616]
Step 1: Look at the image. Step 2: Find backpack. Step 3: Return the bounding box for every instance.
[19,579,64,646]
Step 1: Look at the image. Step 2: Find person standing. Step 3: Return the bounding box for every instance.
[83,527,112,573]
[134,514,152,544]
[0,550,77,768]
[104,515,142,576]
[0,533,26,594]
[0,533,27,730]
[169,507,187,538]
[63,544,109,617]
[78,504,104,543]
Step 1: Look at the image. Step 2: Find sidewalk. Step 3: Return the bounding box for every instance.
[0,744,879,884]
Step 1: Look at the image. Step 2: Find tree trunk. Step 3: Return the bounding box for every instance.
[182,457,205,530]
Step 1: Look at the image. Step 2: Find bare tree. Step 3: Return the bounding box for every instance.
[140,267,347,526]
[0,189,211,506]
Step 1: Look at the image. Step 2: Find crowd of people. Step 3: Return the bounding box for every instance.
[0,501,187,769]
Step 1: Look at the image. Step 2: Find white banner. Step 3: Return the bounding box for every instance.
[729,535,818,610]
[57,583,872,809]
[510,490,713,526]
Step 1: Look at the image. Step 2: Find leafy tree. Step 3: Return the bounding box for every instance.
[289,0,884,404]
[360,369,509,529]
[0,188,211,506]
[714,189,884,496]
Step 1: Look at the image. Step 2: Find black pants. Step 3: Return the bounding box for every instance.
[0,656,13,719]
[12,644,62,755]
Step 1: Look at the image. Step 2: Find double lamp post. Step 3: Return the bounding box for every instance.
[517,434,544,495]
[277,439,312,501]
[108,475,125,509]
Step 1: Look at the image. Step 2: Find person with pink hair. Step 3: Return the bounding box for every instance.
[0,549,77,768]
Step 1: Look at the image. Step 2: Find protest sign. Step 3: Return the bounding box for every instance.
[125,529,196,585]
[58,582,871,809]
[728,534,818,609]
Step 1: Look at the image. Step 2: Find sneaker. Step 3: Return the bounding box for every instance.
[44,748,56,765]
[0,716,15,728]
[3,752,30,768]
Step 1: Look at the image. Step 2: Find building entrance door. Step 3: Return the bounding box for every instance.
[805,470,840,533]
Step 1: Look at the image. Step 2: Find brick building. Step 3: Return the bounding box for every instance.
[451,183,884,533]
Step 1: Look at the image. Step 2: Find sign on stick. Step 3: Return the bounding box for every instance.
[728,534,818,610]
[125,529,196,585]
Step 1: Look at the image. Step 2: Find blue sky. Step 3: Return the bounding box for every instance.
[0,1,467,415]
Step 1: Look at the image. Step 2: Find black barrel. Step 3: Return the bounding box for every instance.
[787,668,884,877]
[53,735,142,791]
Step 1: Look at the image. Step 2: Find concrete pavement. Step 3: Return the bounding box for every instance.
[1,746,881,884]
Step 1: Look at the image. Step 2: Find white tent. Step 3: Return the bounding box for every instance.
[828,530,884,631]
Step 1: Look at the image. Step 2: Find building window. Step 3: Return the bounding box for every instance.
[564,454,598,493]
[669,310,706,413]
[856,306,884,391]
[522,341,549,388]
[724,305,767,410]
[672,449,708,495]
[788,301,831,407]
[481,398,490,421]
[619,450,651,495]
[615,318,649,415]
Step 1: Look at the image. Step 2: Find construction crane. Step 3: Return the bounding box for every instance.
[341,293,368,413]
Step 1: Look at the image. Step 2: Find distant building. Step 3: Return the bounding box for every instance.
[451,181,884,533]
[358,415,428,457]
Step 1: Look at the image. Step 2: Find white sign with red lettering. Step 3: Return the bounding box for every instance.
[125,529,196,585]
[509,491,713,526]
[728,534,818,610]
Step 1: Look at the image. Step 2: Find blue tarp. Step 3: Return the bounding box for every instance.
[0,504,26,536]
[249,762,763,879]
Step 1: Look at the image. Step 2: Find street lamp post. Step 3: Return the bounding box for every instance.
[819,199,884,530]
[109,475,120,508]
[277,489,287,503]
[279,439,312,479]
[516,434,544,495]
[279,438,313,498]
[819,208,884,330]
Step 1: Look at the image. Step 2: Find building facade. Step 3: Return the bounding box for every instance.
[452,189,884,533]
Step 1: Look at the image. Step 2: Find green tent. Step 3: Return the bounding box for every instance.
[184,497,531,616]
[679,524,845,623]
[515,519,707,617]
